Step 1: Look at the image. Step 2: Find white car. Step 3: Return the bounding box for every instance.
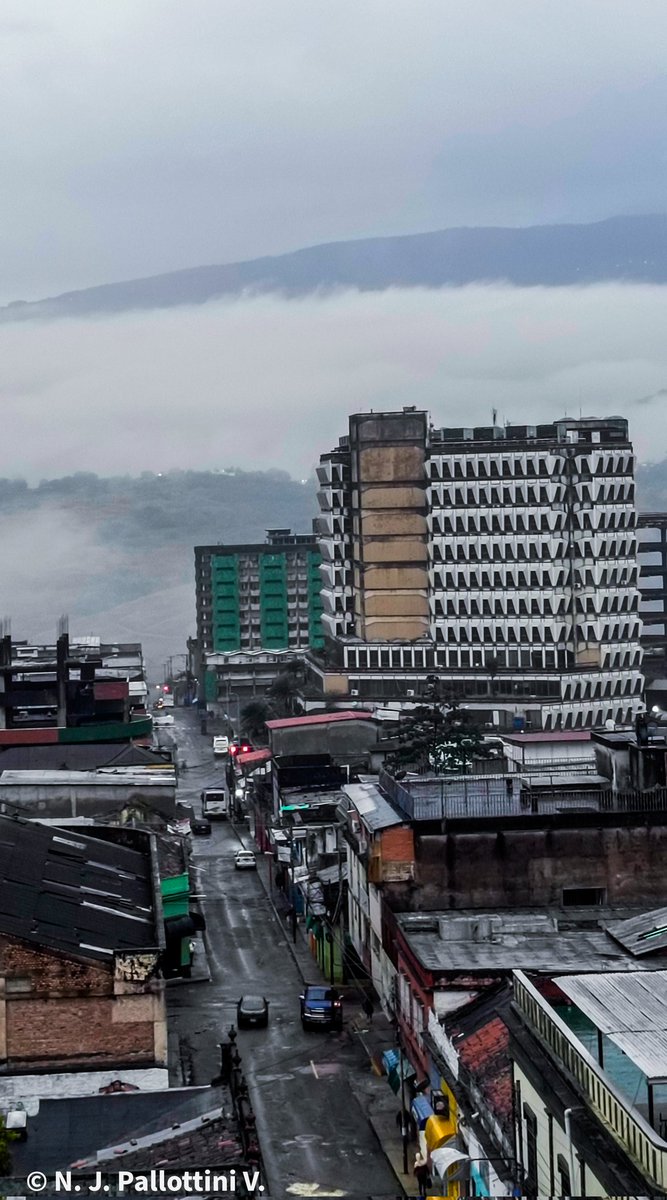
[234,849,257,871]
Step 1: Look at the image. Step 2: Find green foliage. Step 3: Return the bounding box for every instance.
[266,668,304,718]
[0,1113,17,1174]
[387,677,490,775]
[240,698,274,742]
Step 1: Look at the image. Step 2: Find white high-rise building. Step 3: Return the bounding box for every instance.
[309,409,644,731]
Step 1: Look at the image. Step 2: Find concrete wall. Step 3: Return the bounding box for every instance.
[269,720,378,759]
[515,1064,608,1198]
[350,411,430,642]
[384,821,667,910]
[0,779,176,820]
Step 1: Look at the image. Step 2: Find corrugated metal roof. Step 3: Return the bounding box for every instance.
[606,907,667,956]
[553,971,667,1079]
[266,710,374,729]
[0,816,157,960]
[343,782,405,832]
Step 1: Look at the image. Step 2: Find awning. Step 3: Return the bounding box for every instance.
[237,748,271,769]
[316,862,348,885]
[382,1048,416,1093]
[425,1115,454,1152]
[430,1146,469,1180]
[554,969,667,1081]
[411,1094,434,1130]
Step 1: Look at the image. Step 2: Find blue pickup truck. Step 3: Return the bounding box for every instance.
[300,985,343,1030]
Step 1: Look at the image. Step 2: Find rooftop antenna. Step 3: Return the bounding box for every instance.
[492,407,498,427]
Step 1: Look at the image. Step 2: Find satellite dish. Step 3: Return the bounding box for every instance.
[604,719,615,731]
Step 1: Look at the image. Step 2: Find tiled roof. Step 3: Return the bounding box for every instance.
[457,1016,512,1124]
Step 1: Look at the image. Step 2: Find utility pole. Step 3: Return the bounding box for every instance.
[398,1026,409,1175]
[289,823,297,944]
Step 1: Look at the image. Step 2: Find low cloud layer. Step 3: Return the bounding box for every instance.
[1,284,667,481]
[0,505,195,679]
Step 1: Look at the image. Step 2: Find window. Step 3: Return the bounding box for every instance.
[562,887,606,907]
[523,1104,539,1194]
[557,1153,571,1198]
[6,977,32,994]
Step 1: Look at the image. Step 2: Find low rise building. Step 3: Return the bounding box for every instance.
[0,632,151,742]
[511,962,667,1196]
[265,710,380,763]
[0,766,177,821]
[340,778,413,999]
[0,817,166,1074]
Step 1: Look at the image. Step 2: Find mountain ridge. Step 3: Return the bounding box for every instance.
[4,214,667,322]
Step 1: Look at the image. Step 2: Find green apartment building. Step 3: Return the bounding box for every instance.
[195,529,324,709]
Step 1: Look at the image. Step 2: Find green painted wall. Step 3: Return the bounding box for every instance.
[260,553,289,648]
[212,554,241,652]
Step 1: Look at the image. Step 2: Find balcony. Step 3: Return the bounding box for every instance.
[513,970,667,1190]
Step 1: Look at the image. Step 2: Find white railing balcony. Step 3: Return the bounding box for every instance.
[513,970,667,1189]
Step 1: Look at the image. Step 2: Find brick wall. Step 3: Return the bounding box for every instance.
[0,937,110,996]
[0,937,163,1069]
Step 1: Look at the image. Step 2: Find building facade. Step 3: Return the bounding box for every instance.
[195,529,324,705]
[0,818,166,1074]
[637,512,667,686]
[311,409,644,730]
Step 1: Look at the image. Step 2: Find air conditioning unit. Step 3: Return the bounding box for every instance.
[431,1091,450,1118]
[350,689,359,696]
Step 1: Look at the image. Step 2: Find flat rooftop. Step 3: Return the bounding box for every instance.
[397,908,667,975]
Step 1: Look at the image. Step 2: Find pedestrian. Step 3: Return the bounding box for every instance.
[362,995,375,1024]
[413,1150,430,1197]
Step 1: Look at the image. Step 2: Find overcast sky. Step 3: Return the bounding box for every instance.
[3,2,667,655]
[2,0,667,301]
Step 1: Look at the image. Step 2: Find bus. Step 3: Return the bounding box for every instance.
[201,788,229,819]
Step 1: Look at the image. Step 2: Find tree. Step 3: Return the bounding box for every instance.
[240,698,274,742]
[267,670,303,719]
[387,676,490,775]
[0,1113,17,1174]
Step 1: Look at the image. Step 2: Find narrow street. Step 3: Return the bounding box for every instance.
[166,710,401,1199]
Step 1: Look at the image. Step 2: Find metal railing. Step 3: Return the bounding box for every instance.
[379,769,667,821]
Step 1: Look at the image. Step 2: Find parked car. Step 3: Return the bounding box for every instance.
[234,849,257,870]
[191,816,212,836]
[300,985,343,1030]
[237,994,269,1028]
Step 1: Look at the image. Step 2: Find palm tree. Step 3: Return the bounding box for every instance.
[267,671,303,718]
[240,698,274,743]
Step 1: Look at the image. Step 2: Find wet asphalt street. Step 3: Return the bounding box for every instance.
[165,710,401,1200]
